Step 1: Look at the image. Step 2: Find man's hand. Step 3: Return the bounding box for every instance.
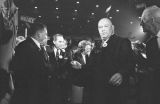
[71,60,82,69]
[109,73,122,86]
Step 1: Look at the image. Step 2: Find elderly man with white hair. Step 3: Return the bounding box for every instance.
[139,5,160,104]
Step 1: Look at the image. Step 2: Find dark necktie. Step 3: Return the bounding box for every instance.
[40,45,49,61]
[86,55,89,64]
[56,49,59,58]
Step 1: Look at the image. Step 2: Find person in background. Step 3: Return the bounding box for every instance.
[71,39,95,104]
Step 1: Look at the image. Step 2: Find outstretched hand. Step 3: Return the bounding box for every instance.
[71,60,82,69]
[109,73,122,86]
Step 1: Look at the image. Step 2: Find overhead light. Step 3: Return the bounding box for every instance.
[38,15,41,18]
[56,16,60,19]
[130,21,133,24]
[105,5,112,13]
[109,17,112,19]
[116,9,119,12]
[136,3,146,9]
[91,13,95,15]
[96,5,99,8]
[76,1,80,4]
[56,7,59,10]
[34,6,38,9]
[74,10,78,12]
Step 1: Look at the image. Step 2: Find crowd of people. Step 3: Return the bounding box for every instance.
[0,4,160,104]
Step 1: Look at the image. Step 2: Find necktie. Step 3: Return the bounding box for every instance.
[85,55,89,64]
[40,45,49,61]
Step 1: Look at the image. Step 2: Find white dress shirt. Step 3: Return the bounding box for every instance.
[157,31,160,49]
[53,47,61,56]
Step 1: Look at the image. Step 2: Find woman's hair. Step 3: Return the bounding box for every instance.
[78,40,92,52]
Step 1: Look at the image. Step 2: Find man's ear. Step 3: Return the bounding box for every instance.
[111,25,115,35]
[53,41,55,44]
[36,32,41,39]
[153,17,160,26]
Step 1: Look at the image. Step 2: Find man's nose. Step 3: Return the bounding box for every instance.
[102,29,105,32]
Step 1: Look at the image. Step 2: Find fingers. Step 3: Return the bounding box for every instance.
[109,73,122,86]
[110,79,122,86]
[71,61,82,69]
[72,64,81,69]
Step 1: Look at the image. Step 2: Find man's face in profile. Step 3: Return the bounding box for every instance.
[140,7,160,35]
[140,17,154,34]
[98,18,113,41]
[39,28,48,45]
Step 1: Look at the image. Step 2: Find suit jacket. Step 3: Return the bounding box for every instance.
[47,46,72,104]
[146,36,160,104]
[11,37,51,104]
[71,51,97,87]
[47,46,71,80]
[93,35,134,84]
[146,36,160,71]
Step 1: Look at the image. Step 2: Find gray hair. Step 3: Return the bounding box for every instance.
[52,33,64,41]
[141,5,160,22]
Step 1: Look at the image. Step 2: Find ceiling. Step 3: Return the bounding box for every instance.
[13,0,160,38]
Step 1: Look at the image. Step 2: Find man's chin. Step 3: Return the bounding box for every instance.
[101,36,107,39]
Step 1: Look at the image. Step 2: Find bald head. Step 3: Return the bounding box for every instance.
[98,18,112,26]
[98,18,114,41]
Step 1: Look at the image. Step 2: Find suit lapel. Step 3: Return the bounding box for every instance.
[26,37,41,52]
[26,37,47,62]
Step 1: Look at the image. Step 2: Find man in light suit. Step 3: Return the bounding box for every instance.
[11,23,51,104]
[90,18,134,104]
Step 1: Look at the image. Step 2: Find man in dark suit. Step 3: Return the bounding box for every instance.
[90,18,134,104]
[47,34,71,104]
[139,5,160,104]
[10,23,51,104]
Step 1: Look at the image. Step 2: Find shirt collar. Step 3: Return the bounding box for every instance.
[157,30,160,38]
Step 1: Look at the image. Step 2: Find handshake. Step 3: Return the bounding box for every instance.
[71,60,82,69]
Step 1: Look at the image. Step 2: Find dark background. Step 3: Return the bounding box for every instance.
[13,0,160,40]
